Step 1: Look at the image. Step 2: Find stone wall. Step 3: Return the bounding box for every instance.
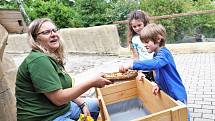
[5,24,122,55]
[3,23,215,55]
[166,42,215,54]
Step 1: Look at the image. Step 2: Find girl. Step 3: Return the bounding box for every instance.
[127,10,154,81]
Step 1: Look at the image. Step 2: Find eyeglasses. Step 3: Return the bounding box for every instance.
[37,28,59,35]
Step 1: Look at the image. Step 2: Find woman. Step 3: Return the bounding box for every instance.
[15,18,112,121]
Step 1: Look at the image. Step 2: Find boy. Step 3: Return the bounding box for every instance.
[119,23,188,104]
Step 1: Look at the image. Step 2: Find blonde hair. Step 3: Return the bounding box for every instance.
[140,23,166,47]
[28,18,65,65]
[127,10,150,47]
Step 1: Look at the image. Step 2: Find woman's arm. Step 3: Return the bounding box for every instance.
[73,97,91,116]
[44,75,112,106]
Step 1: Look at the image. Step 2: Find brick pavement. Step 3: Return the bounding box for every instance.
[174,53,215,121]
[10,52,215,121]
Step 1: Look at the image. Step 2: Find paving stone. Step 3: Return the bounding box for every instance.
[204,98,215,102]
[190,112,202,118]
[194,118,214,121]
[202,114,215,119]
[194,109,212,114]
[202,105,215,110]
[195,101,211,105]
[188,104,202,108]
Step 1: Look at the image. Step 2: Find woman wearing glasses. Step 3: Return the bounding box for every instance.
[15,18,112,121]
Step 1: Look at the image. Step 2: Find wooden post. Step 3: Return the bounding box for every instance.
[15,0,31,25]
[113,10,215,24]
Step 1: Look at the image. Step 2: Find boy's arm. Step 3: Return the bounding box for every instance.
[119,61,133,72]
[132,51,168,70]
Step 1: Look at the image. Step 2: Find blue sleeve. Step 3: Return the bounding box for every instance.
[132,50,168,70]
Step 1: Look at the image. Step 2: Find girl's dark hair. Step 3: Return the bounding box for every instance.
[127,10,150,47]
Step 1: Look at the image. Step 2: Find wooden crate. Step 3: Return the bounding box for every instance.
[0,9,27,33]
[96,79,188,121]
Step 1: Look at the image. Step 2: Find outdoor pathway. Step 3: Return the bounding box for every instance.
[11,52,215,121]
[175,53,215,121]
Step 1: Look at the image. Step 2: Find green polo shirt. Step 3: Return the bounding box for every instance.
[16,50,73,121]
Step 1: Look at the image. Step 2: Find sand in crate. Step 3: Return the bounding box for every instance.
[106,98,150,121]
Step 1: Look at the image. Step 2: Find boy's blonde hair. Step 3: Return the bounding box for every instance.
[140,23,166,47]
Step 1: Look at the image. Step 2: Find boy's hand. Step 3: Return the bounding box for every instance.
[151,82,160,95]
[136,71,145,81]
[119,64,130,73]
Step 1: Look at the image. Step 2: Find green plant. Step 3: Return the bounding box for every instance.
[0,0,18,9]
[140,0,193,43]
[23,0,80,28]
[107,0,140,47]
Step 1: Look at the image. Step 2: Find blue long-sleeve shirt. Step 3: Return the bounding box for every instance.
[131,47,187,102]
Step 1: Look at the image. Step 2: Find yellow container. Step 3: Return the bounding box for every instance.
[78,114,94,121]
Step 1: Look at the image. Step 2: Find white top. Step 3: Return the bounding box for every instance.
[131,35,154,61]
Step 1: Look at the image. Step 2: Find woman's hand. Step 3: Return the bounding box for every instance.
[151,82,160,95]
[90,73,112,88]
[82,104,91,119]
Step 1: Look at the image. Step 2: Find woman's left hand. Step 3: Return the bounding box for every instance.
[82,105,91,119]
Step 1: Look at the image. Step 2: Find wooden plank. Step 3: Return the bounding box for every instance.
[0,22,26,33]
[3,27,24,33]
[132,109,172,121]
[0,22,23,27]
[0,9,20,14]
[98,98,106,121]
[103,87,137,105]
[136,78,178,113]
[171,104,188,121]
[113,9,215,24]
[0,18,24,22]
[0,13,23,19]
[100,80,136,95]
[96,88,111,121]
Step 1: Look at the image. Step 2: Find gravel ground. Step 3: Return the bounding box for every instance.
[9,53,131,75]
[64,53,130,75]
